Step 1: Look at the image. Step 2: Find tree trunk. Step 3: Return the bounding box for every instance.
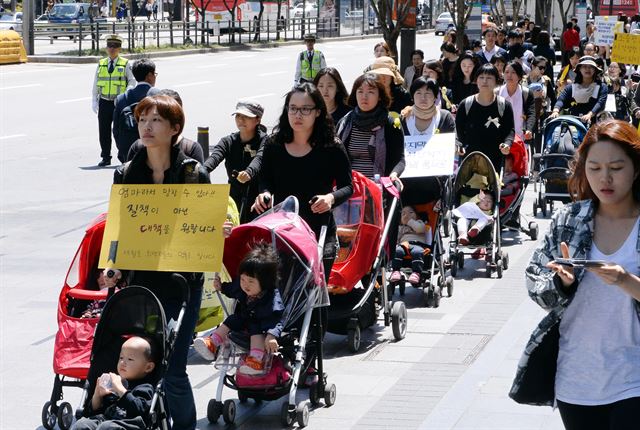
[253,0,264,41]
[276,0,283,40]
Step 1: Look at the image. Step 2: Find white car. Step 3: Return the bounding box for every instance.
[434,11,454,35]
[289,4,318,18]
[0,12,23,32]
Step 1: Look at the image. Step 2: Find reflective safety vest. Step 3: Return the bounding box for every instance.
[96,57,129,99]
[300,50,322,81]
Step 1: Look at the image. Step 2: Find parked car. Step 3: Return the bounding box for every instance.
[290,3,318,18]
[0,12,23,32]
[434,11,454,35]
[48,3,103,24]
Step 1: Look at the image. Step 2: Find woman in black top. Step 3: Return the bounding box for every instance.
[104,95,209,430]
[450,50,480,105]
[455,64,515,171]
[204,99,267,223]
[252,83,353,277]
[368,56,413,116]
[422,59,454,112]
[314,67,352,125]
[336,73,406,183]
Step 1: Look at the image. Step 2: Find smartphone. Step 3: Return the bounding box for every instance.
[554,258,607,268]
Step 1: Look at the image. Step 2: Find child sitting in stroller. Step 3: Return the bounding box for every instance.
[72,336,158,430]
[389,206,433,285]
[501,155,519,197]
[453,189,494,246]
[193,242,285,376]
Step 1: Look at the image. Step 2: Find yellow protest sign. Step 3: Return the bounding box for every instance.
[98,184,230,273]
[611,33,640,66]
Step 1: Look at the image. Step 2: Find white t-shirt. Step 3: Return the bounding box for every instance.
[556,217,640,405]
[500,85,524,138]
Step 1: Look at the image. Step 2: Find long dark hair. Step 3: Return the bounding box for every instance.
[569,120,640,202]
[423,59,445,87]
[313,67,350,107]
[452,51,479,83]
[272,83,337,147]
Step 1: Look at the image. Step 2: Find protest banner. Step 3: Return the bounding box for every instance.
[594,15,617,46]
[402,133,456,178]
[98,184,230,273]
[611,32,640,66]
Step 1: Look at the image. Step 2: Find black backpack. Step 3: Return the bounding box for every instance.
[117,101,140,148]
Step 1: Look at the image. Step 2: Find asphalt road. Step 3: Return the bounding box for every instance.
[1,33,562,430]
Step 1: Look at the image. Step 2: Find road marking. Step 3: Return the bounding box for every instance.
[229,54,255,59]
[0,83,42,90]
[173,80,212,88]
[251,93,276,99]
[31,334,56,346]
[196,63,229,69]
[0,134,26,140]
[56,96,92,104]
[263,56,288,62]
[258,71,287,77]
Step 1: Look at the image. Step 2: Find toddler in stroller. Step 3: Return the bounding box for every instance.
[193,242,285,376]
[453,182,494,246]
[72,336,158,430]
[389,206,433,285]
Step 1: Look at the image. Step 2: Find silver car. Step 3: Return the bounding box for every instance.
[0,12,23,32]
[434,11,453,35]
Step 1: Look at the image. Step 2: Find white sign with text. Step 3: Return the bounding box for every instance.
[403,133,456,178]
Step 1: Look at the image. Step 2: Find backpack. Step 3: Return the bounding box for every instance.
[463,94,507,118]
[117,101,140,150]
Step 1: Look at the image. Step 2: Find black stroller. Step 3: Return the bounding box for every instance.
[75,275,191,430]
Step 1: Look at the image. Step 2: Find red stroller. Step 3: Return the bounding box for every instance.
[42,214,109,430]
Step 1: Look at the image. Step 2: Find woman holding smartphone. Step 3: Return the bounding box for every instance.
[510,119,640,429]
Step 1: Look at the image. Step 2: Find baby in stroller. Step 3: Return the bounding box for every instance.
[193,242,285,376]
[72,336,158,430]
[453,189,494,246]
[390,206,433,285]
[501,155,519,196]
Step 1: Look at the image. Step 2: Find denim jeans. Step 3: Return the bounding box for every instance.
[159,283,203,430]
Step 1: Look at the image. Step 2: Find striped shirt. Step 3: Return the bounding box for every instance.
[349,126,375,178]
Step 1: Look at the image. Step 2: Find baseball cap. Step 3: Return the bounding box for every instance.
[232,99,264,118]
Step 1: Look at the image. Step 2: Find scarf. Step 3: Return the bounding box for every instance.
[339,106,390,176]
[412,104,437,121]
[572,82,598,104]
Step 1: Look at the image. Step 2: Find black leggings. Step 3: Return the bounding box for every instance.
[557,397,640,430]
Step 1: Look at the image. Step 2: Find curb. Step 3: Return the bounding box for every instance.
[27,29,434,64]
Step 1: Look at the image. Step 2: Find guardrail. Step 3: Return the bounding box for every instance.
[33,18,433,56]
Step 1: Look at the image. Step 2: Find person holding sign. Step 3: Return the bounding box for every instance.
[455,64,515,171]
[252,83,353,279]
[551,56,608,126]
[401,77,456,138]
[510,120,640,428]
[103,95,209,430]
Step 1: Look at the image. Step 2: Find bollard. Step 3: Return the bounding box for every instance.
[197,127,210,157]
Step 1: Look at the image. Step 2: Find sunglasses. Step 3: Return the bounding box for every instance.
[106,43,121,48]
[537,66,546,71]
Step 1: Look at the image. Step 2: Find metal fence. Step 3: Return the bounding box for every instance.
[33,17,433,56]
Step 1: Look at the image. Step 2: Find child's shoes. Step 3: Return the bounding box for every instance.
[408,272,421,285]
[468,226,481,238]
[389,271,402,283]
[458,236,469,246]
[239,355,265,375]
[193,337,218,361]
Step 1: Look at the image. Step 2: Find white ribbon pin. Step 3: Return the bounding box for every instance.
[485,116,500,128]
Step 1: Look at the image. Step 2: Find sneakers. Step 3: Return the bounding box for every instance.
[458,236,469,246]
[238,355,265,375]
[408,272,421,285]
[193,337,217,361]
[468,226,481,238]
[389,271,402,283]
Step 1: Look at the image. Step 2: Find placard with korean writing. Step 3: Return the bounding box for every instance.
[611,33,640,66]
[98,184,230,273]
[403,133,456,178]
[594,15,617,46]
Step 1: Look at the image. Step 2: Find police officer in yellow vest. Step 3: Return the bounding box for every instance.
[92,34,135,166]
[294,33,326,85]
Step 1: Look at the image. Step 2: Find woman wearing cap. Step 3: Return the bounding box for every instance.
[550,56,608,125]
[423,59,455,111]
[455,63,515,171]
[314,67,352,124]
[252,83,352,278]
[450,50,480,105]
[498,60,536,143]
[368,56,412,116]
[103,95,209,430]
[510,119,640,429]
[204,99,267,223]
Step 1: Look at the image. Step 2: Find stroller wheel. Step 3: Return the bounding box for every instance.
[57,402,74,430]
[296,401,310,428]
[222,399,236,424]
[207,399,222,423]
[281,402,295,427]
[496,260,504,279]
[324,383,337,407]
[347,325,361,352]
[532,199,538,217]
[446,276,454,297]
[501,252,510,270]
[449,254,458,277]
[458,251,465,269]
[41,401,57,430]
[529,222,539,240]
[485,262,493,278]
[391,301,407,340]
[309,382,320,406]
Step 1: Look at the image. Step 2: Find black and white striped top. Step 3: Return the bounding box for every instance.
[348,126,375,179]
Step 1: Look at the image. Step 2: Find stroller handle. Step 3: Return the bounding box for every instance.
[171,273,190,304]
